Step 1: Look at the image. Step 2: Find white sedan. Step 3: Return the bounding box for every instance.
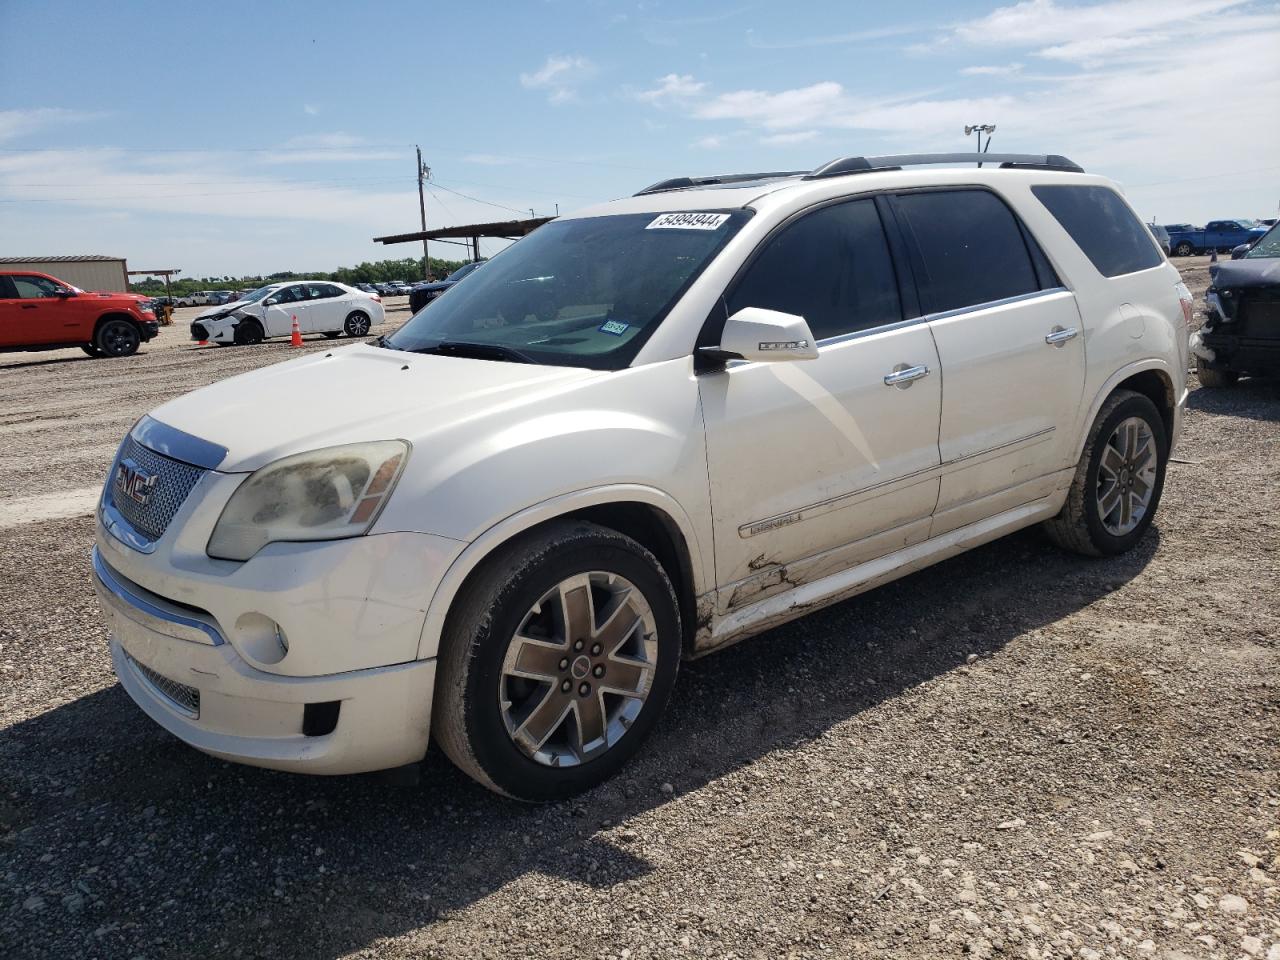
[190,281,383,346]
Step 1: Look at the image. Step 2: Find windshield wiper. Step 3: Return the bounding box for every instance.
[408,340,536,364]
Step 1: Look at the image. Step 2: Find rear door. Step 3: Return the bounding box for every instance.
[310,283,349,331]
[891,188,1086,535]
[700,196,942,606]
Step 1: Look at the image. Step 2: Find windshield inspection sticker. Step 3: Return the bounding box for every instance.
[647,212,730,231]
[599,319,630,336]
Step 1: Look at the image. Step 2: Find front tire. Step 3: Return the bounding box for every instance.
[433,521,681,802]
[344,311,372,337]
[95,319,141,357]
[1043,390,1168,557]
[1173,241,1195,257]
[81,344,103,357]
[1196,358,1238,388]
[233,319,264,346]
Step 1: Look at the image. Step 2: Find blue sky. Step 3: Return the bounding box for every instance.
[2,0,1277,277]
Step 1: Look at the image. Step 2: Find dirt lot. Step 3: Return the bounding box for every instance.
[2,262,1278,960]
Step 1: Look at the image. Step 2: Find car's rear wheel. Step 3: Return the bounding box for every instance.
[344,311,371,337]
[95,319,141,357]
[233,319,264,346]
[433,521,681,802]
[1043,390,1167,557]
[1173,241,1195,257]
[1196,358,1238,388]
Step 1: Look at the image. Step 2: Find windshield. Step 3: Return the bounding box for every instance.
[384,211,750,369]
[237,285,276,303]
[1245,223,1280,259]
[447,261,482,282]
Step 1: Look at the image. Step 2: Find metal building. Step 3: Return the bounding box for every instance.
[0,255,129,292]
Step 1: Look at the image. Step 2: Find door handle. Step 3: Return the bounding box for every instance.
[20,305,37,310]
[883,363,930,387]
[1045,326,1078,346]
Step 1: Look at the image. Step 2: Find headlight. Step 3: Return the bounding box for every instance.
[207,441,410,561]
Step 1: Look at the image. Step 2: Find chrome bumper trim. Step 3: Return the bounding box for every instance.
[92,546,224,646]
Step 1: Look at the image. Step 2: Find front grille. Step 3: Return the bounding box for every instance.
[109,434,207,542]
[191,323,208,340]
[127,653,200,717]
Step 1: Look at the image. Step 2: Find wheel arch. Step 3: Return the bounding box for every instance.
[416,484,709,662]
[1075,361,1177,460]
[93,311,143,337]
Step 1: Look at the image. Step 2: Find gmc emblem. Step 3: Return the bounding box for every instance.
[115,458,157,506]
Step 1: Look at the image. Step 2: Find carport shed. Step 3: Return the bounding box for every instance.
[0,255,129,293]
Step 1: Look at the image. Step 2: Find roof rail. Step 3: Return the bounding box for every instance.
[634,171,807,196]
[806,153,1084,180]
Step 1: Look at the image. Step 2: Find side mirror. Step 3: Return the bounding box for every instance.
[264,297,279,306]
[704,306,819,363]
[55,288,75,298]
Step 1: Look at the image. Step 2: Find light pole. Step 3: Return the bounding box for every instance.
[965,124,996,167]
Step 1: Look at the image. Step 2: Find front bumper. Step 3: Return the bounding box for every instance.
[95,546,437,774]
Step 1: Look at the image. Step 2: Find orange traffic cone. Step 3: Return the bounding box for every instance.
[290,314,303,347]
[197,337,208,346]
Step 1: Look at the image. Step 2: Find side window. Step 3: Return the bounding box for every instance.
[1032,184,1163,278]
[274,286,300,304]
[10,275,63,298]
[320,284,345,299]
[726,198,902,341]
[894,190,1040,314]
[0,276,17,298]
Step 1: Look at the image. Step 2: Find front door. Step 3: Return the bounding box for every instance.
[3,274,80,345]
[262,284,306,337]
[891,188,1086,534]
[699,197,942,612]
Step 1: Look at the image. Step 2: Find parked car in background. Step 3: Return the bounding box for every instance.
[1167,220,1267,257]
[0,270,159,357]
[408,260,486,313]
[1146,223,1171,256]
[95,152,1190,800]
[209,291,236,305]
[189,280,383,345]
[175,290,218,307]
[354,283,379,294]
[1192,221,1280,386]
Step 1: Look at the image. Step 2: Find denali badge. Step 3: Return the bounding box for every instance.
[115,458,158,506]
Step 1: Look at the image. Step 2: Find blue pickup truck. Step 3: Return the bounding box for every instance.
[1166,220,1268,257]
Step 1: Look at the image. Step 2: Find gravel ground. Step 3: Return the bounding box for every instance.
[2,262,1278,960]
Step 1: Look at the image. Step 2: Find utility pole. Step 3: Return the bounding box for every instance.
[416,145,431,280]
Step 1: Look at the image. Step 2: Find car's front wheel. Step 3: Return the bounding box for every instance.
[95,319,141,357]
[344,311,372,337]
[81,344,103,357]
[1043,389,1168,557]
[233,319,264,345]
[433,521,681,801]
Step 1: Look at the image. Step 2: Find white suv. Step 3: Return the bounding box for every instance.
[93,153,1191,801]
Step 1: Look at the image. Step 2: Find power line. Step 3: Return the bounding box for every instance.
[428,181,528,216]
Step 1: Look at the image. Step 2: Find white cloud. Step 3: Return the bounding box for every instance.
[303,104,320,116]
[952,0,1243,47]
[693,81,850,131]
[746,24,925,49]
[258,133,401,164]
[760,130,819,145]
[0,107,97,143]
[1036,34,1160,64]
[462,153,517,166]
[693,135,724,149]
[519,55,595,103]
[959,63,1023,76]
[636,73,707,103]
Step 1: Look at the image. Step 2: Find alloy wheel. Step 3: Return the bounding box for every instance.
[499,571,657,767]
[100,321,139,356]
[1096,416,1157,536]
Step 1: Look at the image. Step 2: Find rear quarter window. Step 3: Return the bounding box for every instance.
[1032,184,1163,278]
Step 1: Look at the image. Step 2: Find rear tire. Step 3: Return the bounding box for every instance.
[95,319,141,357]
[433,521,681,802]
[344,311,371,337]
[1042,390,1167,557]
[1173,241,1195,257]
[1196,358,1238,388]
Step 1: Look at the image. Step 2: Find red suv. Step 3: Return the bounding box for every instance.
[0,271,160,358]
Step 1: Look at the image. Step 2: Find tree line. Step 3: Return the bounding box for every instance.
[128,256,466,295]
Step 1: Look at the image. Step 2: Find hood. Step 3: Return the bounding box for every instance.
[146,342,600,471]
[1210,257,1280,290]
[195,299,251,320]
[86,291,147,303]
